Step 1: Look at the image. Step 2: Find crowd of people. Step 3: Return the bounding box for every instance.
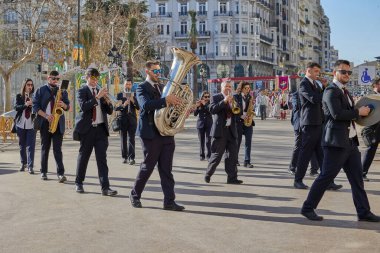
[12,59,379,221]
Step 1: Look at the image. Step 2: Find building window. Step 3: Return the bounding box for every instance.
[180,3,188,15]
[220,3,227,14]
[235,24,239,34]
[4,9,17,24]
[22,29,30,40]
[250,23,254,34]
[215,42,219,56]
[235,1,239,14]
[167,25,170,35]
[199,21,206,33]
[181,22,187,34]
[235,43,240,57]
[157,25,164,35]
[199,3,206,13]
[242,43,247,56]
[199,43,206,55]
[158,3,166,15]
[221,23,227,33]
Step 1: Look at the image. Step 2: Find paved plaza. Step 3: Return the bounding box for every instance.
[0,117,379,253]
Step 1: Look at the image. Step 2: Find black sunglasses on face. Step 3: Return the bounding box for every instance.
[337,70,352,76]
[50,77,60,81]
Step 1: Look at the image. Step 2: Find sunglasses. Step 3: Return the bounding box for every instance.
[26,83,33,86]
[90,75,99,80]
[50,77,60,81]
[150,69,162,74]
[203,96,210,98]
[337,70,352,76]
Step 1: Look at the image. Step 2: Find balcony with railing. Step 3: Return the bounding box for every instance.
[179,11,188,17]
[260,34,273,44]
[151,12,172,18]
[198,31,211,38]
[260,56,274,63]
[174,31,188,38]
[313,46,322,52]
[214,11,233,16]
[250,12,260,18]
[197,11,207,16]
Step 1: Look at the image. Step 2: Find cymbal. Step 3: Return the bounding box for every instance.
[355,95,380,126]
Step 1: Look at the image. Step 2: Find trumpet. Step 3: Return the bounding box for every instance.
[123,89,133,113]
[96,85,118,105]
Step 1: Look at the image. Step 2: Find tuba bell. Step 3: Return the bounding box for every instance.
[154,47,201,136]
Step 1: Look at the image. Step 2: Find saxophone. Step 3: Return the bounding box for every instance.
[48,87,64,133]
[244,95,255,127]
[154,47,201,136]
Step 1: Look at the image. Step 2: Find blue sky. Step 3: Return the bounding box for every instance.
[320,0,380,66]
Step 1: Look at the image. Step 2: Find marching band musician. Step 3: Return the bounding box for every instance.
[205,80,243,184]
[234,81,255,168]
[33,70,70,182]
[14,78,36,174]
[129,60,185,211]
[194,91,212,161]
[115,79,139,165]
[73,68,117,196]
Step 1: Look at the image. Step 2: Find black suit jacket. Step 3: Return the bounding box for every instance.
[74,85,113,137]
[14,93,36,123]
[136,80,167,139]
[290,91,301,131]
[194,101,212,129]
[299,77,324,127]
[322,83,359,148]
[210,93,238,138]
[115,91,139,130]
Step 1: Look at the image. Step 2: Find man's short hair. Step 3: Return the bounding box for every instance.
[86,68,100,77]
[49,70,59,76]
[241,81,250,90]
[221,80,232,89]
[306,62,321,69]
[333,60,350,70]
[372,77,380,87]
[145,60,160,69]
[126,78,132,82]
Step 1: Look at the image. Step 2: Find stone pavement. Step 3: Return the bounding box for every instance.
[0,117,379,253]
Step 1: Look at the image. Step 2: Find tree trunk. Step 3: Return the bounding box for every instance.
[3,73,12,112]
[127,59,133,82]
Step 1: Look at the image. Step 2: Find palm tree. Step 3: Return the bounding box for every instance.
[126,17,137,82]
[189,10,198,100]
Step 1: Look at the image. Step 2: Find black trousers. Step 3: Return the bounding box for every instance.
[39,121,64,175]
[131,135,176,205]
[120,121,136,160]
[295,125,323,182]
[289,129,319,172]
[302,142,371,217]
[206,127,238,181]
[197,126,211,159]
[361,141,379,175]
[237,121,253,164]
[75,124,110,190]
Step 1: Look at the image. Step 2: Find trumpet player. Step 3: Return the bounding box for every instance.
[33,71,70,182]
[73,68,117,196]
[115,79,139,165]
[234,81,255,168]
[205,80,243,184]
[14,78,36,174]
[194,91,212,161]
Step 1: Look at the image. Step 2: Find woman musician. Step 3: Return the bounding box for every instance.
[194,91,212,161]
[14,78,36,174]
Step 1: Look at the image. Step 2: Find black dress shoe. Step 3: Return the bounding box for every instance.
[204,175,211,183]
[122,159,128,164]
[358,212,380,222]
[327,182,343,191]
[41,173,48,180]
[101,188,118,196]
[301,210,323,221]
[28,168,34,174]
[19,165,25,172]
[236,162,241,166]
[288,168,296,175]
[363,175,370,182]
[309,170,319,177]
[227,179,243,184]
[163,202,185,211]
[244,163,254,168]
[130,195,142,208]
[129,159,136,165]
[75,184,84,193]
[200,157,205,161]
[294,181,308,189]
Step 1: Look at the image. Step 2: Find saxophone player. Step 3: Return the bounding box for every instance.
[33,70,70,182]
[234,81,255,168]
[129,60,185,211]
[205,80,243,184]
[73,68,117,196]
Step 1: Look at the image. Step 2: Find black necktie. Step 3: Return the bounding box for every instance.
[154,83,161,95]
[25,95,31,119]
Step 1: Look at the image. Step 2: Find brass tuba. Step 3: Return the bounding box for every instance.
[154,47,201,136]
